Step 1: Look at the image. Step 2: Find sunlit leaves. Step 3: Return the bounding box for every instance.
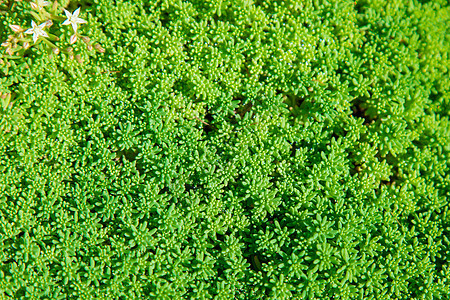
[1,0,449,299]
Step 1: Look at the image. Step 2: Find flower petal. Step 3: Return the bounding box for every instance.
[77,17,87,24]
[62,20,71,26]
[73,7,80,17]
[64,9,72,18]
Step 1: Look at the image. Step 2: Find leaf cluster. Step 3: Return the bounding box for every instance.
[0,0,449,299]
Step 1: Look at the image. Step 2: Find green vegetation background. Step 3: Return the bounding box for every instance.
[0,0,449,299]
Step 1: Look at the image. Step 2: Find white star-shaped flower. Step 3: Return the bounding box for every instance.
[30,0,50,11]
[62,7,87,33]
[25,21,49,43]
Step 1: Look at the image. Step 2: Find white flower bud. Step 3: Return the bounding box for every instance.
[94,44,105,53]
[70,34,77,44]
[9,25,23,33]
[75,54,83,64]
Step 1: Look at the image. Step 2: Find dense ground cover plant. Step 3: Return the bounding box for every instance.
[0,0,449,298]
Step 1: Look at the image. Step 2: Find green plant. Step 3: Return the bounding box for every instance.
[0,0,449,299]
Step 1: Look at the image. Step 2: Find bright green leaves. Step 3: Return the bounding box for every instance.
[313,242,340,272]
[1,0,449,299]
[307,214,338,244]
[252,188,281,220]
[115,122,141,151]
[268,274,294,300]
[336,247,361,284]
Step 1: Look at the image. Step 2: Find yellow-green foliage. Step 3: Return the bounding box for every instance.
[0,0,449,299]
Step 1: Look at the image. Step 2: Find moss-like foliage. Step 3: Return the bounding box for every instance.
[1,0,449,299]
